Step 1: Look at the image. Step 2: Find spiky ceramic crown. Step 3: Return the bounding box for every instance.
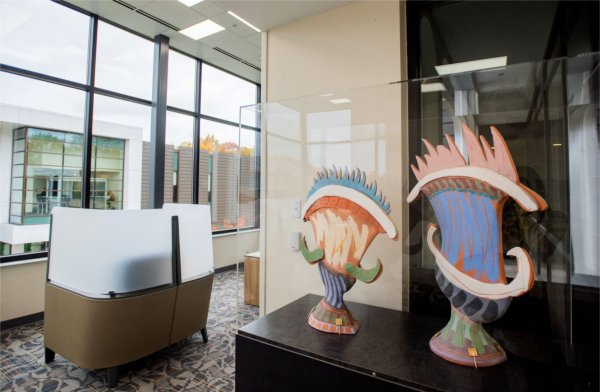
[407,125,547,212]
[302,166,396,239]
[307,166,391,214]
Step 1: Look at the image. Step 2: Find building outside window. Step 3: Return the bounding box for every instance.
[9,127,125,225]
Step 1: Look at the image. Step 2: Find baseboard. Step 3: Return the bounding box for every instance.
[215,262,243,274]
[1,312,44,330]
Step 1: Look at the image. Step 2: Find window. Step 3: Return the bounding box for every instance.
[0,72,85,257]
[93,95,151,210]
[95,21,154,100]
[0,0,260,262]
[0,0,89,82]
[200,119,242,231]
[91,137,126,210]
[201,64,258,126]
[165,111,194,204]
[199,64,260,232]
[167,51,197,112]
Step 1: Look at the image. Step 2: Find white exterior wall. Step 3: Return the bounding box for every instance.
[0,103,143,246]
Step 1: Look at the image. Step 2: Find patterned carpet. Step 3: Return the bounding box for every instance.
[0,270,258,391]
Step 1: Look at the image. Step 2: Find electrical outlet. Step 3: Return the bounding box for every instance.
[290,232,300,251]
[290,200,301,218]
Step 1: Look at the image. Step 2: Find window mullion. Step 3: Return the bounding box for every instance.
[149,35,169,208]
[81,15,98,209]
[192,60,202,205]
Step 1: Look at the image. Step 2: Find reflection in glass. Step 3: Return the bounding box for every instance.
[239,129,259,229]
[95,21,154,100]
[0,0,89,82]
[201,64,258,126]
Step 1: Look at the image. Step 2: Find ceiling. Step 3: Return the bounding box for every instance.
[65,0,353,84]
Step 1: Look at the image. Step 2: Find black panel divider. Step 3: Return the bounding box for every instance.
[171,216,181,285]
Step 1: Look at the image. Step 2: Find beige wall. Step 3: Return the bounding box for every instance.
[261,1,409,316]
[213,230,259,270]
[0,231,258,322]
[265,1,403,102]
[0,261,47,321]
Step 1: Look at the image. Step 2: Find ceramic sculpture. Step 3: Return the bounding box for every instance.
[407,124,547,367]
[300,167,397,334]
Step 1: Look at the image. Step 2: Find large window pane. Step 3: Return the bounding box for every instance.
[167,51,196,112]
[166,111,194,204]
[0,0,89,83]
[93,95,151,210]
[1,73,85,256]
[0,72,86,120]
[201,64,258,126]
[199,119,241,231]
[95,21,154,100]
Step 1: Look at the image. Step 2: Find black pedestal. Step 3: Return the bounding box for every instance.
[236,294,583,391]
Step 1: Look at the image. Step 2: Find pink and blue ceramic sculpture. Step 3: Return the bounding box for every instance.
[300,167,397,334]
[407,125,547,366]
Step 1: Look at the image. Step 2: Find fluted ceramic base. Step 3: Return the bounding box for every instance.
[430,307,506,367]
[308,299,359,335]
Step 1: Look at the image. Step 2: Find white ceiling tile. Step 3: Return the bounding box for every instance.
[210,12,256,38]
[244,32,261,47]
[139,0,206,30]
[163,30,215,58]
[246,56,261,67]
[217,39,260,60]
[190,1,226,18]
[197,30,240,48]
[208,51,261,81]
[214,1,354,31]
[67,1,171,37]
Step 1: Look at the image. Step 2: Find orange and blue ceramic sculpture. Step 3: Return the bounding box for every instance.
[407,125,547,367]
[300,167,397,334]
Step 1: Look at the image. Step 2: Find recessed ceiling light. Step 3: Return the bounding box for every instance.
[180,20,225,40]
[329,98,351,104]
[552,143,563,147]
[177,0,205,7]
[421,83,446,93]
[435,56,507,76]
[227,11,261,32]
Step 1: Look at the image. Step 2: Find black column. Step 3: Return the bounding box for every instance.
[81,15,98,209]
[149,34,169,208]
[192,60,202,204]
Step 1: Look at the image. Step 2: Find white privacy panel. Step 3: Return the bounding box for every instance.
[163,203,214,282]
[48,207,174,298]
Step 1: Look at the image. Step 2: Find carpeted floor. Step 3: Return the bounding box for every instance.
[0,270,258,391]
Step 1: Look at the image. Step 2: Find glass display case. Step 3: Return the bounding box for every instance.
[236,53,599,388]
